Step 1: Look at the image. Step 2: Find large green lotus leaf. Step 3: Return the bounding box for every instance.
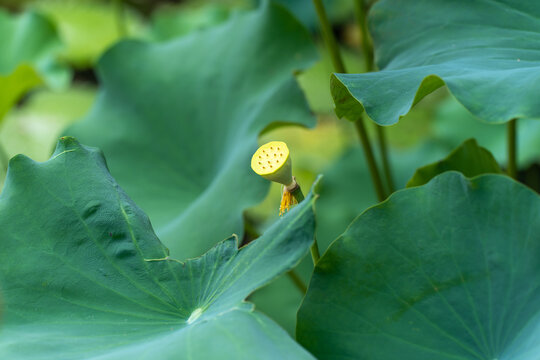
[331,0,540,125]
[65,2,316,259]
[407,139,503,187]
[0,137,317,359]
[297,172,540,360]
[0,10,70,121]
[434,97,540,168]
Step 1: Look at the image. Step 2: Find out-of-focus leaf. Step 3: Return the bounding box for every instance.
[0,10,70,121]
[407,138,503,187]
[297,47,365,114]
[270,0,353,30]
[65,2,317,259]
[150,3,232,41]
[32,0,143,68]
[434,97,540,169]
[0,87,96,186]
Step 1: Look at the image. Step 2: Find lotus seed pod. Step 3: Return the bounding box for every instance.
[251,141,293,186]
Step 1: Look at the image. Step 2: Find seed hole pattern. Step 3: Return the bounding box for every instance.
[252,141,288,175]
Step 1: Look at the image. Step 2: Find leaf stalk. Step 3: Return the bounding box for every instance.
[311,0,345,73]
[507,118,517,179]
[287,270,307,294]
[114,0,128,37]
[355,119,386,201]
[311,0,387,201]
[355,0,395,194]
[0,141,9,172]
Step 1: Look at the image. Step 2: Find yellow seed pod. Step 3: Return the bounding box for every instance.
[251,141,293,186]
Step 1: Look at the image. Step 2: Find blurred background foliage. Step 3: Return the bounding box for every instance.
[1,0,539,336]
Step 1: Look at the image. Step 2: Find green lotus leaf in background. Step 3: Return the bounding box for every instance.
[407,139,503,188]
[65,2,317,259]
[0,9,70,121]
[269,0,353,30]
[150,3,232,41]
[31,0,143,68]
[331,0,540,125]
[0,86,96,189]
[434,97,540,168]
[0,0,32,8]
[297,46,365,115]
[0,137,317,359]
[315,142,448,248]
[0,86,96,160]
[298,172,540,360]
[151,0,354,38]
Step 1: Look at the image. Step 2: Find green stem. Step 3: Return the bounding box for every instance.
[309,234,321,266]
[376,125,395,192]
[355,118,386,201]
[242,215,260,246]
[290,183,321,265]
[114,0,128,37]
[311,0,346,73]
[354,0,374,73]
[312,0,387,201]
[355,0,395,194]
[507,118,517,179]
[0,141,9,172]
[287,270,307,294]
[290,184,304,202]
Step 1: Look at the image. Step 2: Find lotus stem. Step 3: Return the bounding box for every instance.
[286,179,320,265]
[311,0,345,73]
[355,120,386,201]
[507,118,517,179]
[312,0,387,201]
[0,141,9,172]
[114,0,128,37]
[355,0,395,194]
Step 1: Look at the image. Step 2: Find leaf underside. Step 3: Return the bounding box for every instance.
[332,0,540,125]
